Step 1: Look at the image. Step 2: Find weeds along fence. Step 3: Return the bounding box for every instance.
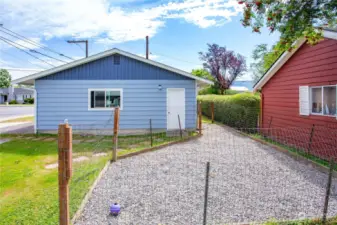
[198,97,337,164]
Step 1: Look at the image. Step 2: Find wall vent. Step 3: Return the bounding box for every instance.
[113,54,120,65]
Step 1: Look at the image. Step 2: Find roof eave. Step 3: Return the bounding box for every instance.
[252,38,307,92]
[12,48,213,85]
[253,29,337,92]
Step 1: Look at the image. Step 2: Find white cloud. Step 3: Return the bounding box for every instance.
[2,0,243,44]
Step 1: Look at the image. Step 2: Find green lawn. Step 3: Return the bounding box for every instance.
[0,132,194,225]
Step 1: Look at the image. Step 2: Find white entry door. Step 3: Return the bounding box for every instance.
[167,88,185,130]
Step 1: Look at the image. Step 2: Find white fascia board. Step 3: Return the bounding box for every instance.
[323,30,337,40]
[12,48,214,85]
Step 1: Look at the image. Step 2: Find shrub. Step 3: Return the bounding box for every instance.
[198,86,241,95]
[24,98,34,104]
[197,93,260,128]
[9,100,18,104]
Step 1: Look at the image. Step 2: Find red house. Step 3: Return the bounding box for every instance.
[253,28,337,160]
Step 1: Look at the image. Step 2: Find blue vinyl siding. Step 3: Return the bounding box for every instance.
[38,55,192,80]
[35,80,196,131]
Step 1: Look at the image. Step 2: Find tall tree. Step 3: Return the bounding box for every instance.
[199,44,247,94]
[191,68,214,81]
[250,43,282,82]
[0,69,11,88]
[239,0,337,53]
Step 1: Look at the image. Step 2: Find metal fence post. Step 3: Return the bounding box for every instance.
[149,119,153,147]
[211,102,214,123]
[322,159,335,224]
[203,162,210,225]
[58,123,73,225]
[198,101,202,135]
[178,114,183,139]
[267,116,273,137]
[112,107,120,162]
[307,124,315,154]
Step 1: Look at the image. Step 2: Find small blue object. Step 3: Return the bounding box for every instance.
[110,203,121,216]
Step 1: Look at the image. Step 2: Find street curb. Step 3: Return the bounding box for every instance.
[0,115,33,122]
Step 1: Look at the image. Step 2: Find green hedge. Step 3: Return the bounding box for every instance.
[197,93,260,128]
[198,86,241,95]
[24,98,34,104]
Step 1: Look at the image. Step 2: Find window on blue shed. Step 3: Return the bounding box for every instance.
[90,89,122,109]
[113,55,120,65]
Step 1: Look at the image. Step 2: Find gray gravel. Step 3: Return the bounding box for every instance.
[75,124,337,225]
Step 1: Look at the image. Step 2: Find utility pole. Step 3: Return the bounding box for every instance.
[67,40,88,58]
[146,36,149,59]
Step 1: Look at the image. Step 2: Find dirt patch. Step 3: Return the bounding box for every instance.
[93,153,108,157]
[45,156,90,169]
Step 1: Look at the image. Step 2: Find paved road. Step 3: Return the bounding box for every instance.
[0,106,34,121]
[75,124,337,225]
[0,122,34,134]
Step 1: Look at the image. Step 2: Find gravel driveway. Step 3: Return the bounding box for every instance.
[75,124,337,225]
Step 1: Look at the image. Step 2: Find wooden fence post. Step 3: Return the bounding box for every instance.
[198,101,202,135]
[58,123,72,225]
[112,107,120,162]
[210,102,214,123]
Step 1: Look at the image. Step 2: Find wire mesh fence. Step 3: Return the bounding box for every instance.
[1,104,337,225]
[73,123,337,225]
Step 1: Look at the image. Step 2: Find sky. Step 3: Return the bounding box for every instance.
[0,0,280,81]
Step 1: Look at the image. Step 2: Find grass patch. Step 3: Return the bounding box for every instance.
[248,133,337,171]
[262,216,337,225]
[1,116,34,123]
[0,131,196,225]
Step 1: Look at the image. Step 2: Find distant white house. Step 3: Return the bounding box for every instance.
[0,86,34,104]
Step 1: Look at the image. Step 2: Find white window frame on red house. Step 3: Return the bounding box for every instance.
[309,85,337,117]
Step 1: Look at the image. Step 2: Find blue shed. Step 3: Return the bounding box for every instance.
[13,49,212,134]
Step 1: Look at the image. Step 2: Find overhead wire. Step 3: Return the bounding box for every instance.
[0,35,67,64]
[0,49,49,69]
[0,36,55,67]
[0,26,74,60]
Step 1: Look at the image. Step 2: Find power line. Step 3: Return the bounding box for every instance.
[0,25,74,60]
[0,36,55,67]
[30,49,68,64]
[0,28,68,63]
[75,42,85,52]
[0,49,49,69]
[151,51,203,66]
[0,35,67,64]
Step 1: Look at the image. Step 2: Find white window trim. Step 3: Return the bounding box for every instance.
[88,88,123,111]
[309,85,336,117]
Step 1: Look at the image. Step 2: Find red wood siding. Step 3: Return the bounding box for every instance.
[261,38,337,160]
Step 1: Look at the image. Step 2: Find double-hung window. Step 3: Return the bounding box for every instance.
[88,89,123,110]
[310,85,336,116]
